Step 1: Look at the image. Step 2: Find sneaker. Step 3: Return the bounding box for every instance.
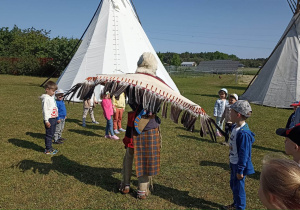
[119,128,126,132]
[82,123,86,127]
[114,129,120,134]
[58,138,66,141]
[216,132,222,137]
[53,140,63,144]
[105,135,111,138]
[92,121,99,124]
[110,135,119,140]
[221,142,229,146]
[222,203,236,210]
[44,148,58,155]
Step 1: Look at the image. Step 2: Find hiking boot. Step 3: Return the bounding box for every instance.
[110,135,119,140]
[119,128,126,132]
[114,129,120,134]
[44,148,58,155]
[222,203,236,210]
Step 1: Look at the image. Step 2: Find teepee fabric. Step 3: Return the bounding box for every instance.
[240,12,300,108]
[56,0,179,101]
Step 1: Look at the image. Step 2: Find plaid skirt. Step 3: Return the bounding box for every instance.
[133,127,160,177]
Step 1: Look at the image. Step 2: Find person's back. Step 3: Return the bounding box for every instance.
[223,100,255,210]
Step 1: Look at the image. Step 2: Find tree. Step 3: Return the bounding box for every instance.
[171,53,181,66]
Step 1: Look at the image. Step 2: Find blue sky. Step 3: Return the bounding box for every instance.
[0,0,293,58]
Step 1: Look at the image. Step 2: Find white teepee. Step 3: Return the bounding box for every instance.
[56,0,179,101]
[240,5,300,108]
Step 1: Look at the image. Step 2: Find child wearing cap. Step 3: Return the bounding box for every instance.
[214,88,229,137]
[285,101,300,129]
[53,89,67,144]
[101,92,119,140]
[276,124,300,164]
[223,100,255,210]
[221,93,238,145]
[40,81,59,155]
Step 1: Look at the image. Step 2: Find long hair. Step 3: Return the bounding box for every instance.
[260,155,300,209]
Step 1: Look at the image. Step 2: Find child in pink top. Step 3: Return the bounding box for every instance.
[101,92,119,140]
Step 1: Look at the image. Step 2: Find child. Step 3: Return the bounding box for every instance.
[223,100,255,210]
[214,88,229,137]
[276,123,300,164]
[220,93,238,145]
[53,89,67,144]
[259,156,300,209]
[285,101,300,128]
[112,92,126,134]
[101,92,119,140]
[40,81,59,155]
[82,92,99,127]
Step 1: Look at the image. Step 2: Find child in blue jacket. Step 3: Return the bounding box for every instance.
[54,89,67,144]
[223,100,255,210]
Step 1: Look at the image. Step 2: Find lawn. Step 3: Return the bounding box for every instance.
[0,74,290,209]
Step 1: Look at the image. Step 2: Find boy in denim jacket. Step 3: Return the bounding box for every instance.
[223,100,255,210]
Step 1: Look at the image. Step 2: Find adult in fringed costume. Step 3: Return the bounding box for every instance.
[119,52,162,199]
[64,52,226,200]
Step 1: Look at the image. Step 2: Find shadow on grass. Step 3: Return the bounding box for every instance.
[200,160,261,180]
[8,138,44,152]
[175,126,199,133]
[252,145,283,153]
[15,154,223,208]
[26,132,44,139]
[15,155,121,193]
[67,118,106,129]
[151,184,223,209]
[178,134,215,144]
[68,129,103,137]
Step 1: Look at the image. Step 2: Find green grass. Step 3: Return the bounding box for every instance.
[0,74,291,209]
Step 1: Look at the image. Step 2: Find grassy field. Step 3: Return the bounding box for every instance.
[0,74,291,209]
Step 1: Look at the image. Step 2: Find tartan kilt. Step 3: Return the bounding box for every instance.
[133,127,160,177]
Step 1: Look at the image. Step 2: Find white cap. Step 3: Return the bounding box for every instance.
[230,93,238,100]
[55,89,64,95]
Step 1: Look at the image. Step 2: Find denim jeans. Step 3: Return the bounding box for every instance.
[105,117,114,135]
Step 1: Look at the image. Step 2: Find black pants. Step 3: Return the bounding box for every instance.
[44,118,57,150]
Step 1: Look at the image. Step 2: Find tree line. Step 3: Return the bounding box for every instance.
[0,26,266,77]
[0,25,79,76]
[157,52,266,68]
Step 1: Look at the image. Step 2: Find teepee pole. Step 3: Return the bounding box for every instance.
[40,0,104,87]
[243,4,300,93]
[130,0,142,25]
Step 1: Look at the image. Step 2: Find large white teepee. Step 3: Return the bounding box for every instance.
[240,4,300,108]
[56,0,179,101]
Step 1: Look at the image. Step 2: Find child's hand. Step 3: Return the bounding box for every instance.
[236,173,244,180]
[65,116,67,119]
[57,120,61,124]
[45,122,51,128]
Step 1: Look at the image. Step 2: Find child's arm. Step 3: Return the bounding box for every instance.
[237,132,252,177]
[43,98,51,126]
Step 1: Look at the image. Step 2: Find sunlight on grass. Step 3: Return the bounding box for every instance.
[0,74,291,209]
